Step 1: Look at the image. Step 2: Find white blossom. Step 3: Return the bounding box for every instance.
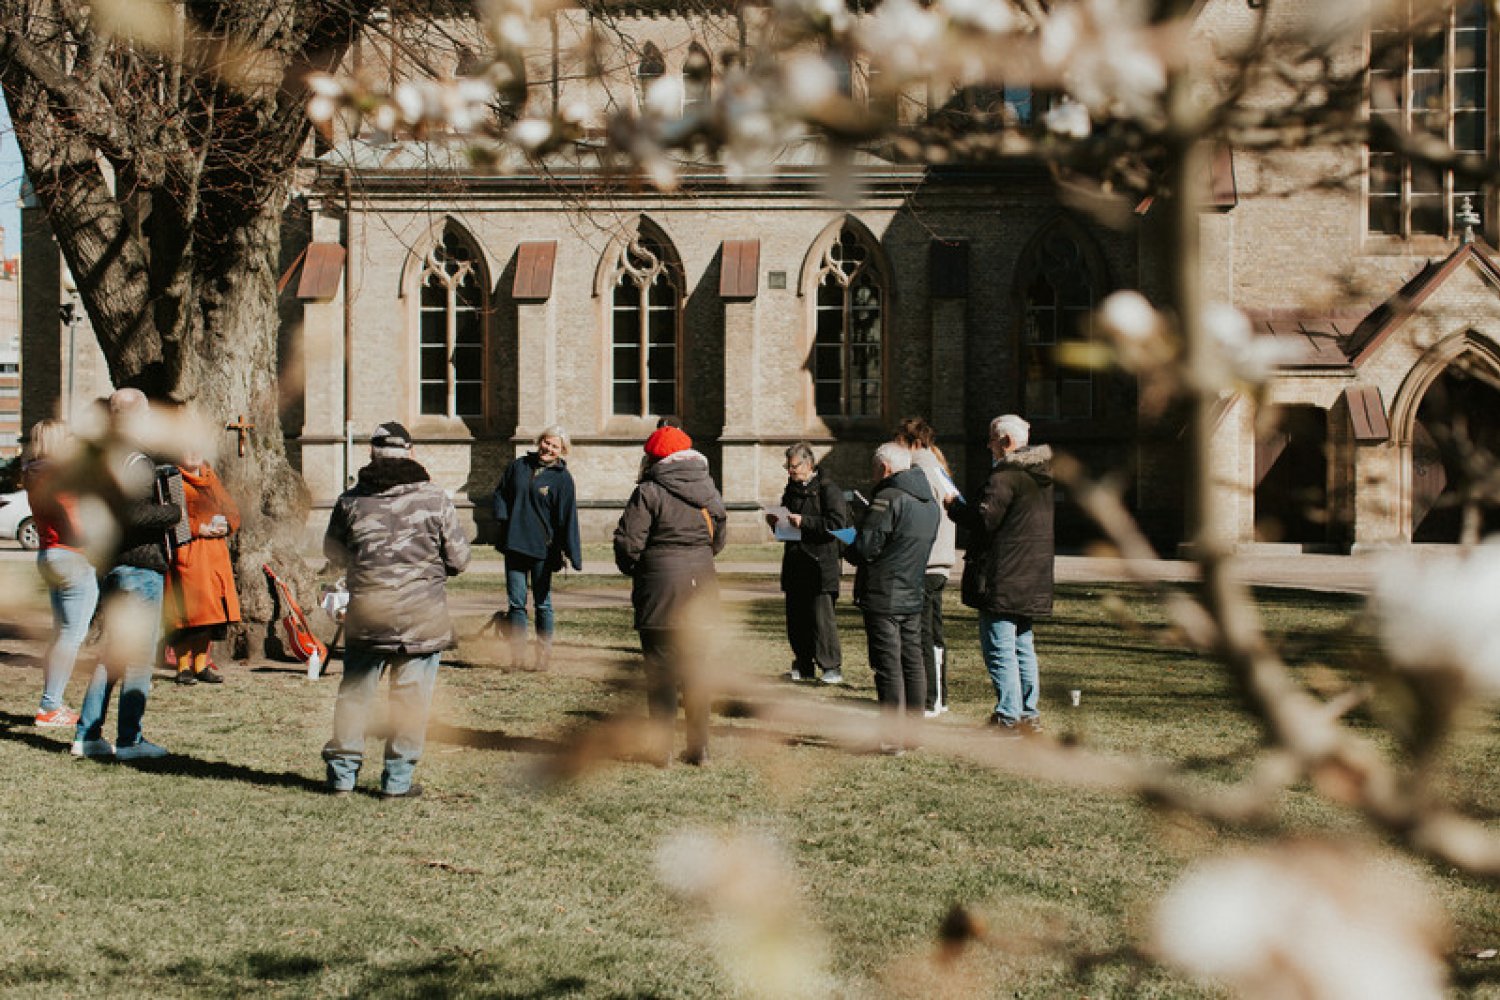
[855,0,944,80]
[1203,302,1296,384]
[937,0,1016,35]
[1153,845,1447,1000]
[509,117,553,152]
[1097,290,1162,344]
[645,75,685,118]
[782,54,841,111]
[1043,100,1091,138]
[306,95,337,125]
[306,72,343,99]
[1372,544,1500,691]
[392,82,426,125]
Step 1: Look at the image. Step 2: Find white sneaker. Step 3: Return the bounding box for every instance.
[71,738,116,759]
[922,708,942,719]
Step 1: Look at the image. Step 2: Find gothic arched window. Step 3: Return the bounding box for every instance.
[813,225,884,418]
[610,232,681,417]
[418,227,486,419]
[1021,228,1098,420]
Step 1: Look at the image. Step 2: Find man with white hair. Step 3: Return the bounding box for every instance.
[946,414,1055,736]
[322,421,471,798]
[844,441,941,749]
[73,388,182,760]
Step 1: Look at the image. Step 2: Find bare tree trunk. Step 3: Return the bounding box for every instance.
[175,201,311,627]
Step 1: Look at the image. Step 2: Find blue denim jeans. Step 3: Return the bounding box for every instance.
[504,554,555,644]
[37,548,99,711]
[322,647,440,794]
[979,612,1040,723]
[76,565,164,746]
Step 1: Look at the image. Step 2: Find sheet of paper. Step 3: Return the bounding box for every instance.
[762,505,801,541]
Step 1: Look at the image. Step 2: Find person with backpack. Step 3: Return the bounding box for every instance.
[769,441,850,685]
[491,426,582,668]
[613,426,727,766]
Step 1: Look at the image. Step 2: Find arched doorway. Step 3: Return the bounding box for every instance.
[1255,405,1329,546]
[1412,361,1500,542]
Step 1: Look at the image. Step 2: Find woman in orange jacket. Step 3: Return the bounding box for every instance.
[165,450,241,684]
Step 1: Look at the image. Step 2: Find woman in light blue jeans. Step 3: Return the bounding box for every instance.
[37,548,99,716]
[23,418,100,727]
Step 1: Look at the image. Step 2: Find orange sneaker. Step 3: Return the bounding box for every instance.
[35,707,80,728]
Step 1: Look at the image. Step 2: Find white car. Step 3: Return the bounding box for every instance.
[0,490,38,550]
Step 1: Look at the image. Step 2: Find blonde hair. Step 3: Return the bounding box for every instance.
[538,425,571,456]
[24,419,70,462]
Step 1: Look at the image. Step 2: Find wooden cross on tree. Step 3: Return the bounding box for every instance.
[226,414,256,457]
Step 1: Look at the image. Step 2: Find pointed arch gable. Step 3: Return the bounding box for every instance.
[397,215,495,299]
[1384,327,1500,541]
[1012,213,1112,296]
[592,215,684,298]
[1389,328,1500,446]
[797,215,892,297]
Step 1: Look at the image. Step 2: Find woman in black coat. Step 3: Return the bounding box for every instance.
[769,441,850,684]
[613,426,728,765]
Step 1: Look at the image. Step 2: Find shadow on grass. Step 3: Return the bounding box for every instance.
[427,721,564,755]
[0,709,329,791]
[157,947,613,999]
[112,752,329,793]
[0,709,71,753]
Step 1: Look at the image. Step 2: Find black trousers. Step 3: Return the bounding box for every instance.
[919,574,948,710]
[639,628,709,756]
[785,588,842,673]
[862,611,925,714]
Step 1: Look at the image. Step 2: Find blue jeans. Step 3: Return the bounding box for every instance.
[322,647,440,794]
[504,554,555,644]
[76,565,164,746]
[979,613,1040,723]
[37,548,99,711]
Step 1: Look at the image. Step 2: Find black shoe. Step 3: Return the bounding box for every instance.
[174,671,198,686]
[679,747,709,767]
[196,666,224,684]
[380,783,424,800]
[1018,716,1044,736]
[327,786,353,797]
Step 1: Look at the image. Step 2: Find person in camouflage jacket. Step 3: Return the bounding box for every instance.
[321,422,471,798]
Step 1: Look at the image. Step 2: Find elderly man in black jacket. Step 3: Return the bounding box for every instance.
[845,442,940,746]
[770,441,851,685]
[947,414,1054,735]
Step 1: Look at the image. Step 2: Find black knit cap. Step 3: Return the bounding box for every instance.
[370,421,412,451]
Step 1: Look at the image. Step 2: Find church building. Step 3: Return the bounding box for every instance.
[20,0,1500,551]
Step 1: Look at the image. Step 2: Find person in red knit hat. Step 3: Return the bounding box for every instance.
[613,425,727,765]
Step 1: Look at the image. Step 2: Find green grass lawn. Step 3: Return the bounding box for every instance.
[3,565,1500,998]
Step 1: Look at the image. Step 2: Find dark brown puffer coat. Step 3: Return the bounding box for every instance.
[613,451,729,631]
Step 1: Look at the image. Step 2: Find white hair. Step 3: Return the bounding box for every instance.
[990,414,1030,450]
[538,425,571,455]
[873,442,912,474]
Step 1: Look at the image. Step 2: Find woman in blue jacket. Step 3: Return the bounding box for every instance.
[492,426,582,667]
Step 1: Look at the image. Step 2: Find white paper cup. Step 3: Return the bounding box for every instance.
[1069,689,1082,707]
